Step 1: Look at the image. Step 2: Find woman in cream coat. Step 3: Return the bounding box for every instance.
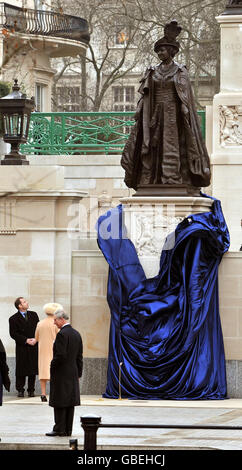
[35,303,62,401]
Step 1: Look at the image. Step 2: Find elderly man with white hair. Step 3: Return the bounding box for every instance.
[46,309,83,437]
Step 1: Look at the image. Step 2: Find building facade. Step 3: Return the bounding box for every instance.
[0,0,89,110]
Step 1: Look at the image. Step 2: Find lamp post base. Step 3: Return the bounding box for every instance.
[222,6,242,15]
[1,154,29,165]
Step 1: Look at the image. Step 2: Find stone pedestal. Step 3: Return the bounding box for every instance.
[212,15,242,251]
[120,196,213,278]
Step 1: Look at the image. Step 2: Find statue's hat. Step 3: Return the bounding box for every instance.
[154,20,182,53]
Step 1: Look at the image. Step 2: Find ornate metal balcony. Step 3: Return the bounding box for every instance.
[0,2,90,43]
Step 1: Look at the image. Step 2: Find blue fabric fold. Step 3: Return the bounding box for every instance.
[96,195,230,400]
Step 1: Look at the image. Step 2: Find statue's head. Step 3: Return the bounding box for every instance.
[154,20,182,57]
[155,44,178,61]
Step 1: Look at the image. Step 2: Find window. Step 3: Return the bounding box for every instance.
[35,84,45,112]
[113,86,135,134]
[113,86,135,111]
[56,86,80,112]
[114,24,130,47]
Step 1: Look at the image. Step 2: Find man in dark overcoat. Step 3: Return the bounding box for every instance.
[0,339,11,404]
[46,309,83,437]
[9,297,39,397]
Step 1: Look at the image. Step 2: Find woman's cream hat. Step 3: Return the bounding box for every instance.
[43,302,63,315]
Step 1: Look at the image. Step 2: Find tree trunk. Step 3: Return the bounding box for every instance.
[80,55,87,111]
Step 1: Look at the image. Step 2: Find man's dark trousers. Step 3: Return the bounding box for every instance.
[53,407,74,435]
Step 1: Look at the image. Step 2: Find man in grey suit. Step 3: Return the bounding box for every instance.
[46,309,83,437]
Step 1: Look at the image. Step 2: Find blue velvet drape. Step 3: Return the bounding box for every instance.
[97,195,230,400]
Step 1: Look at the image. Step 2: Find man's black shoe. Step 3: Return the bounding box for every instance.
[17,392,24,398]
[28,392,35,397]
[45,431,66,437]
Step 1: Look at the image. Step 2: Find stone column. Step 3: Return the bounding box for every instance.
[210,11,242,393]
[212,14,242,251]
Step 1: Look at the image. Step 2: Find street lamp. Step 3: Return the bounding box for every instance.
[0,79,35,165]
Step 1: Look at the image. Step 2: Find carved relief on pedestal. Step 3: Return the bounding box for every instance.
[220,105,242,146]
[133,211,183,257]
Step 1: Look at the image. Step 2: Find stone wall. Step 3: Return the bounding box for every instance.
[0,165,88,395]
[219,252,242,359]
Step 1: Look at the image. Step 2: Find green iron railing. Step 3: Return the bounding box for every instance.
[21,111,206,155]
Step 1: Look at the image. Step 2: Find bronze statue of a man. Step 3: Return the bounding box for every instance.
[121,20,211,196]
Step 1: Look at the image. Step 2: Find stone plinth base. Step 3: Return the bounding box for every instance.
[120,196,213,278]
[3,356,242,398]
[134,184,200,197]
